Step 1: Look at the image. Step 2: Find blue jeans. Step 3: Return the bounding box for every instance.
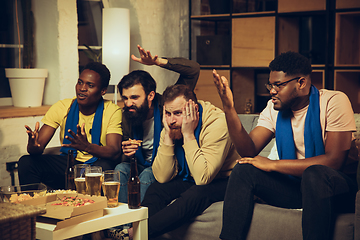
[114,162,155,203]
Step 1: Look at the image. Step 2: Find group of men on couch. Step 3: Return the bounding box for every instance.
[18,44,358,240]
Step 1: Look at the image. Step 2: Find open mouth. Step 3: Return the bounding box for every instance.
[77,93,87,100]
[271,97,278,103]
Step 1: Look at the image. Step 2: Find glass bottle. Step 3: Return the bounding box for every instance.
[128,156,140,209]
[244,98,252,114]
[65,149,76,190]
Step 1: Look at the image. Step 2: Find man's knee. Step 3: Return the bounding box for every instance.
[230,163,260,181]
[302,165,349,196]
[139,167,155,185]
[302,165,331,183]
[18,155,35,172]
[115,163,131,184]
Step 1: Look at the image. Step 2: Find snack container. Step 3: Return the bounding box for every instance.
[0,183,47,203]
[23,193,107,231]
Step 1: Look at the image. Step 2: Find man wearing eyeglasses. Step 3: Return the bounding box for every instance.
[213,51,358,240]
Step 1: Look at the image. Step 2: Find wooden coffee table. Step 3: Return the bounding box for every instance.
[36,204,148,240]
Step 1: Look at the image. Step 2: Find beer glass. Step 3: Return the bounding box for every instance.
[74,164,90,194]
[85,166,103,196]
[102,170,120,208]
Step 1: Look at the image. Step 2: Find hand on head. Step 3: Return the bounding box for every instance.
[181,99,199,138]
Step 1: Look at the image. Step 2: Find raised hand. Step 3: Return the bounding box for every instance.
[25,122,41,149]
[131,45,160,66]
[61,123,90,152]
[213,69,234,109]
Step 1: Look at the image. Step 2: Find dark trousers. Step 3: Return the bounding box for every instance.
[220,164,358,240]
[141,176,229,238]
[18,154,117,190]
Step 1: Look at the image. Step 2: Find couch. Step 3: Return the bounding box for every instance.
[155,114,360,240]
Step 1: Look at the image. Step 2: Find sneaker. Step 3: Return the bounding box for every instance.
[107,228,129,240]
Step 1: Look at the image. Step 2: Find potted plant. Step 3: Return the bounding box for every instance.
[5,0,48,108]
[82,44,102,63]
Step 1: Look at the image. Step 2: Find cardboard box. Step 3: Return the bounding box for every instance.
[21,193,107,230]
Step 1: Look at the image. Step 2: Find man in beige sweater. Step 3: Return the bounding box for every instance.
[145,84,239,238]
[115,84,239,240]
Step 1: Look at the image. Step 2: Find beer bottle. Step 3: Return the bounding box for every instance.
[65,149,76,190]
[128,156,140,209]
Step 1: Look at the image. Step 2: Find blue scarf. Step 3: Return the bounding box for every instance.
[60,98,104,165]
[133,97,162,167]
[174,104,203,182]
[276,85,325,171]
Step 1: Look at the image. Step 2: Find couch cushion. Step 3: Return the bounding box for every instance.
[155,201,355,240]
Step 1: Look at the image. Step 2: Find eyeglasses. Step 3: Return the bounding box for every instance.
[264,77,301,92]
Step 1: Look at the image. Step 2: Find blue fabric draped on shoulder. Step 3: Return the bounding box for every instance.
[276,85,324,161]
[133,97,162,167]
[174,103,203,182]
[60,98,104,164]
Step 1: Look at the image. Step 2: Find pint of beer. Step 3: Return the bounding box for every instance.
[74,164,90,194]
[75,177,86,194]
[102,170,120,207]
[85,166,103,196]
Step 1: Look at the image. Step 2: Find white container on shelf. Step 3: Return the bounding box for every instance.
[5,68,48,107]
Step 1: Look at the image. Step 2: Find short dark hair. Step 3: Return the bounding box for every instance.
[117,70,156,96]
[162,84,198,105]
[269,52,312,77]
[82,62,111,89]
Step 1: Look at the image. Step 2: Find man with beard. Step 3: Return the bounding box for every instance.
[18,62,122,190]
[114,45,200,205]
[114,84,239,240]
[213,52,358,240]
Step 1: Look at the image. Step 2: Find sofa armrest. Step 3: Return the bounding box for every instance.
[355,190,360,240]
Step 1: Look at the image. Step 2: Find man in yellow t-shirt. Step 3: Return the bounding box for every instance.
[18,62,122,190]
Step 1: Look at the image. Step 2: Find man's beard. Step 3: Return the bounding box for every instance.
[273,88,298,111]
[123,98,150,126]
[169,127,183,140]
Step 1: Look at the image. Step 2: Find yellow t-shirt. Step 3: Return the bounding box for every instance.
[42,98,122,162]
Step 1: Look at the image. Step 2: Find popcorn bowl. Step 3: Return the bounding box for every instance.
[0,183,47,203]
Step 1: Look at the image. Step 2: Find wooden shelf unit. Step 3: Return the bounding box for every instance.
[278,0,326,13]
[232,16,276,67]
[194,69,229,110]
[336,0,360,9]
[189,0,360,113]
[335,11,360,66]
[334,70,360,113]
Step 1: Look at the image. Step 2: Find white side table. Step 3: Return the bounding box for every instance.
[36,204,148,240]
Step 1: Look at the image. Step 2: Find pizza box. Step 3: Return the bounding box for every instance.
[36,208,104,231]
[21,193,107,220]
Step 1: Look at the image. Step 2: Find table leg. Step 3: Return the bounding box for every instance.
[132,218,148,240]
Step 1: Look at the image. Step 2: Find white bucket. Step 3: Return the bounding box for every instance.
[5,68,48,107]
